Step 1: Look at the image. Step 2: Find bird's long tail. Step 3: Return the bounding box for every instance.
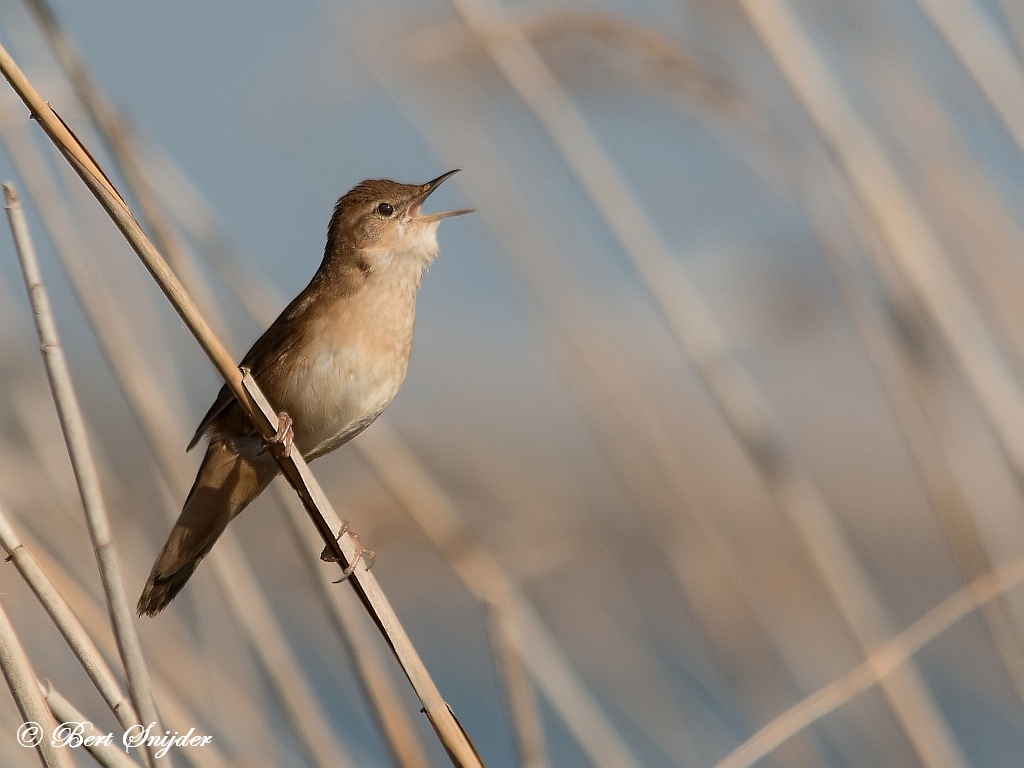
[137,441,277,616]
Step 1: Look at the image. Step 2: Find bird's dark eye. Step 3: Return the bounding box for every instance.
[376,202,395,217]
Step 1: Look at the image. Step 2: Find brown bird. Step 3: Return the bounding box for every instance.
[138,171,472,616]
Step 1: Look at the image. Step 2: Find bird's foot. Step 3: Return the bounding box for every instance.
[320,521,376,582]
[266,411,294,458]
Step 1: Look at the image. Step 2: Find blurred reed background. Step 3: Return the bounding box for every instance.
[0,0,1023,765]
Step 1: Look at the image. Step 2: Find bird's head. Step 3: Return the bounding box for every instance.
[326,170,473,268]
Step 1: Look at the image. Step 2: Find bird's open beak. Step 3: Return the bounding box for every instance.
[409,169,475,221]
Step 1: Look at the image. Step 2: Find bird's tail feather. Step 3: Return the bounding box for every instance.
[137,441,277,617]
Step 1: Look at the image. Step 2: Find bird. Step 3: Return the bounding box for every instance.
[137,170,473,616]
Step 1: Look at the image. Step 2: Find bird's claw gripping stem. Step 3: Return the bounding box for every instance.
[267,411,293,458]
[320,521,376,582]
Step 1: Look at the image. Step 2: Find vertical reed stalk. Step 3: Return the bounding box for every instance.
[486,608,547,768]
[4,183,161,768]
[733,0,1024,500]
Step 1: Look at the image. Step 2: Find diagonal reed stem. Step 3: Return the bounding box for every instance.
[4,183,161,768]
[911,0,1024,156]
[0,40,483,768]
[275,486,432,768]
[0,596,73,768]
[0,501,142,737]
[714,553,1024,768]
[41,683,142,768]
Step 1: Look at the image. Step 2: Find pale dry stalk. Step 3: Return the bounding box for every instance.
[733,0,1024,513]
[486,608,547,768]
[445,0,966,763]
[41,683,142,768]
[715,553,1024,768]
[0,42,483,768]
[276,486,432,768]
[911,0,1024,156]
[0,598,73,768]
[4,183,162,768]
[355,421,643,768]
[11,519,242,768]
[0,501,142,735]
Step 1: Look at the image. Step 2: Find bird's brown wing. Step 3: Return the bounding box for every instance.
[186,289,318,451]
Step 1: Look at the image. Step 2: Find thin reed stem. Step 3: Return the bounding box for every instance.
[715,553,1024,768]
[0,501,142,735]
[0,597,74,768]
[486,608,547,768]
[4,183,161,768]
[276,486,432,768]
[41,683,142,768]
[734,0,1024,503]
[0,42,483,768]
[354,421,642,768]
[911,0,1024,156]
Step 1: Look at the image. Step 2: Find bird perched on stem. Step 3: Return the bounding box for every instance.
[138,170,472,616]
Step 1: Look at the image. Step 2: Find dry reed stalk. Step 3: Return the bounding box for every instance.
[0,116,359,767]
[22,0,231,339]
[4,183,162,767]
[878,69,1024,379]
[733,0,1024,509]
[0,502,142,735]
[410,7,751,125]
[0,597,74,768]
[0,117,186,478]
[486,608,547,768]
[353,421,642,768]
[0,42,483,768]
[835,72,1024,699]
[10,520,250,768]
[809,176,1024,703]
[997,0,1024,61]
[40,683,142,768]
[275,486,432,768]
[203,532,357,768]
[714,552,1024,768]
[911,0,1024,156]
[443,0,966,764]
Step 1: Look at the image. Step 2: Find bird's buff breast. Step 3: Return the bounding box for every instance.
[276,283,418,460]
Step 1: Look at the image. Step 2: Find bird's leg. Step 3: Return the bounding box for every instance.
[320,521,376,581]
[266,411,294,458]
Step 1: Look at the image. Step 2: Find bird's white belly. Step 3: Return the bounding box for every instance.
[286,345,406,460]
